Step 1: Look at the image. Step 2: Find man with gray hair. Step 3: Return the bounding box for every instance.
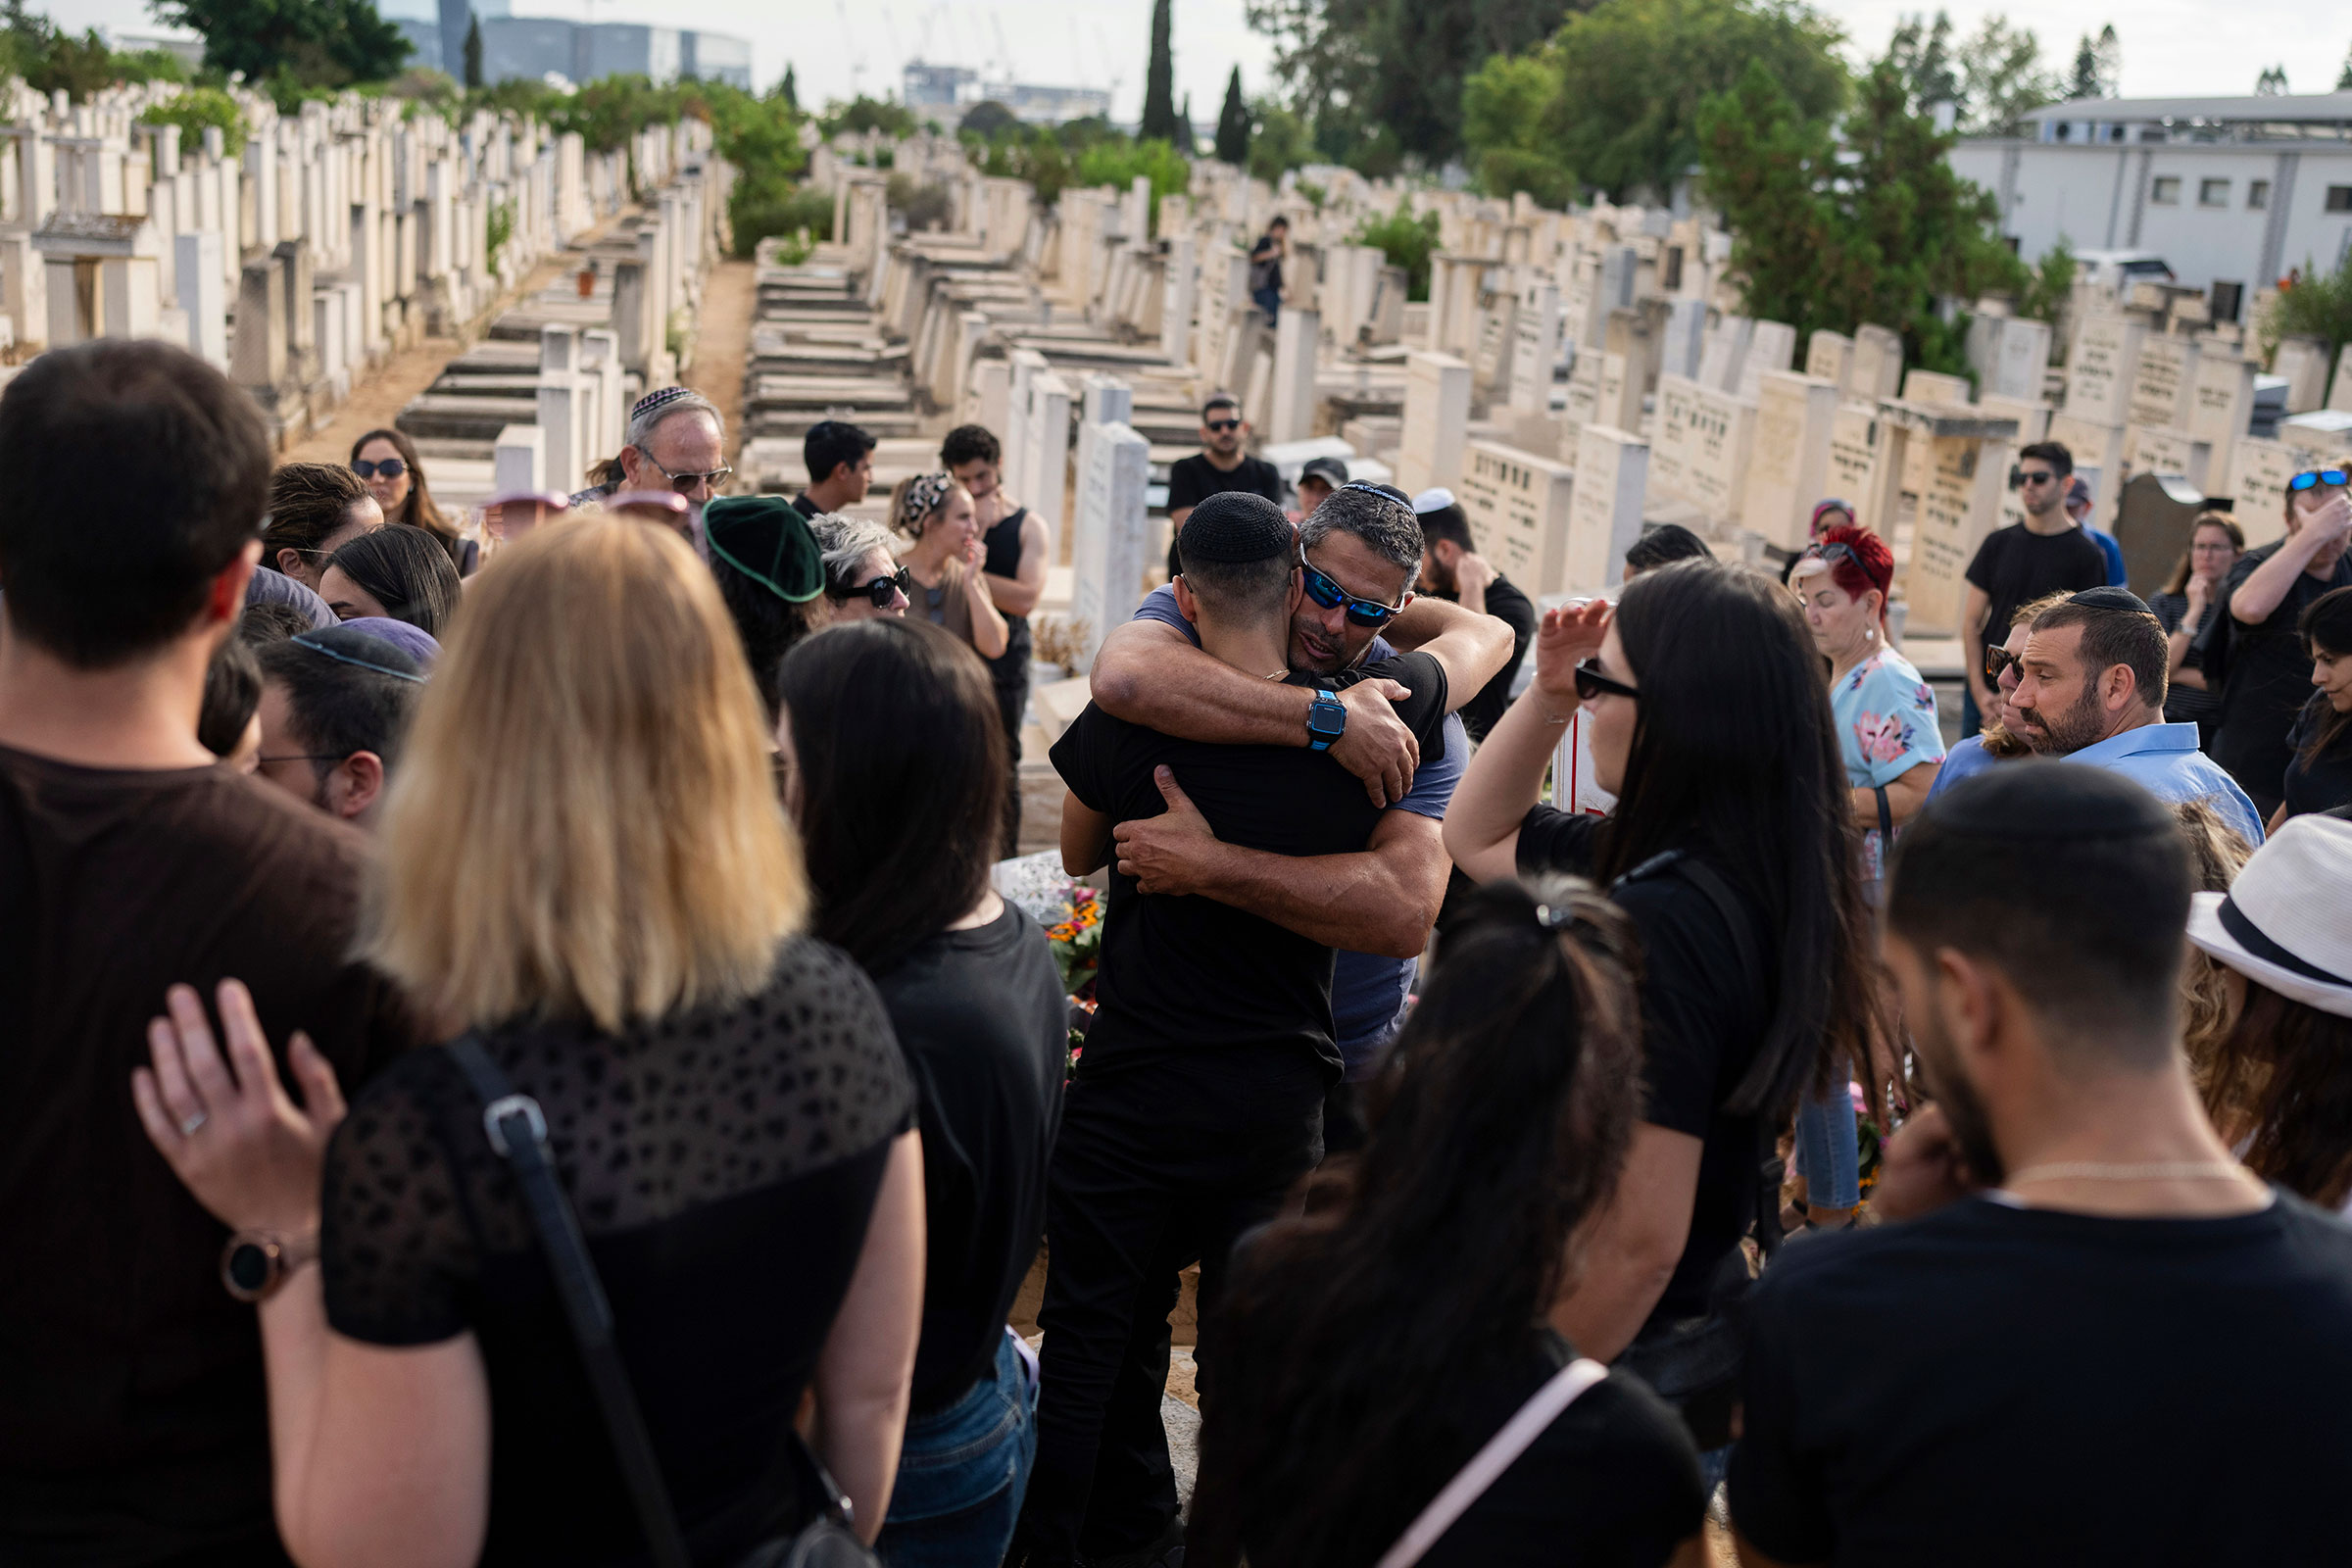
[569,385,732,507]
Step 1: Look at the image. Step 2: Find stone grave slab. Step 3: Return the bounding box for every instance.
[1460,440,1577,599]
[1740,370,1839,553]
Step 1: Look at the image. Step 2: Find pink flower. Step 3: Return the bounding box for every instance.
[1854,711,1909,764]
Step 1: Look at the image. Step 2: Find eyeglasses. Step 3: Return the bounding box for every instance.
[1204,418,1242,433]
[1799,541,1860,570]
[1984,646,2024,683]
[843,565,912,608]
[2010,466,2062,490]
[351,458,407,481]
[1298,543,1406,627]
[1572,658,1639,702]
[644,453,733,493]
[257,753,343,765]
[2288,468,2352,492]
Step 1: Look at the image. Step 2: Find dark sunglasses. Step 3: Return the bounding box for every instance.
[1203,417,1243,433]
[351,458,407,480]
[1298,544,1405,627]
[647,454,733,493]
[2010,466,2061,489]
[1799,540,1859,570]
[1984,645,2023,683]
[2289,468,2352,492]
[841,564,911,608]
[1572,657,1638,702]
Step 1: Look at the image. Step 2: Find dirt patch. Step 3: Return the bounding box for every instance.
[683,258,755,469]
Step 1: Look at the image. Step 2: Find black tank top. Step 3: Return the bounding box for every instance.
[981,508,1031,679]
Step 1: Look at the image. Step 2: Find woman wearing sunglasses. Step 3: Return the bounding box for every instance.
[1445,560,1882,1475]
[350,427,477,576]
[812,512,912,621]
[894,471,1008,662]
[1929,590,2078,799]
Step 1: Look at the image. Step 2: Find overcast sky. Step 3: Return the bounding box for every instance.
[47,0,2352,116]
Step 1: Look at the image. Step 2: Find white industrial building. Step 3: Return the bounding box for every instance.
[1952,91,2352,320]
[902,62,1111,128]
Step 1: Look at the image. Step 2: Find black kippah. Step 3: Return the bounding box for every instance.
[1180,491,1293,564]
[1922,760,2175,841]
[2066,585,2152,614]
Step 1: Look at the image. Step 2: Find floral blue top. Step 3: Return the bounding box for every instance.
[1834,648,1946,883]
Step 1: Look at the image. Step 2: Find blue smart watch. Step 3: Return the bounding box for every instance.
[1306,693,1348,752]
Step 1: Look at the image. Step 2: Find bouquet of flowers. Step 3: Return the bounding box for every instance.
[1045,885,1102,1079]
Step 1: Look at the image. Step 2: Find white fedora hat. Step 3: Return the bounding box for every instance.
[2187,812,2352,1019]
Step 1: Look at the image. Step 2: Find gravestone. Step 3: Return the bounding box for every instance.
[1851,324,1905,400]
[1397,351,1472,500]
[493,423,544,493]
[1562,351,1603,431]
[2229,437,2331,549]
[1026,371,1073,548]
[1736,320,1797,402]
[1651,374,1756,524]
[1660,297,1705,381]
[1900,421,2018,637]
[230,258,284,390]
[2188,352,2257,491]
[1598,352,1643,434]
[1696,314,1750,393]
[1740,370,1840,552]
[2048,412,2130,531]
[2067,316,2147,425]
[1508,279,1563,413]
[1986,317,2053,402]
[2128,335,2200,429]
[2276,335,2329,414]
[1460,440,1578,597]
[1067,420,1152,668]
[1805,329,1854,390]
[2123,425,2213,491]
[1901,369,1972,407]
[1268,307,1320,445]
[2330,343,2352,413]
[174,230,224,368]
[967,358,1009,434]
[1981,394,2051,526]
[1827,408,1884,524]
[1566,423,1649,590]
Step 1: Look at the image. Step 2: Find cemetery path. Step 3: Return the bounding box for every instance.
[683,257,754,469]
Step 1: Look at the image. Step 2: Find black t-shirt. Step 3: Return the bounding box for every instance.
[1249,234,1283,295]
[978,506,1034,689]
[1730,1192,2352,1567]
[1514,810,1768,1324]
[2148,589,2221,732]
[1049,652,1449,1083]
[874,906,1066,1413]
[1442,573,1536,744]
[1165,454,1285,577]
[0,747,417,1566]
[2283,692,2352,820]
[2207,542,2352,806]
[1963,522,2109,649]
[321,939,913,1565]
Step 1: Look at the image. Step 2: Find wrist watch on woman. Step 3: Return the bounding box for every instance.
[220,1229,318,1302]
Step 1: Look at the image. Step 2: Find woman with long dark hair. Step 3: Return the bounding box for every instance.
[2278,585,2352,823]
[2150,512,2243,746]
[1189,879,1705,1568]
[1446,560,1881,1459]
[351,426,477,575]
[318,522,463,636]
[778,617,1065,1565]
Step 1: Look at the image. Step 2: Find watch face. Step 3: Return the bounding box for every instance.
[225,1242,273,1297]
[1309,698,1346,736]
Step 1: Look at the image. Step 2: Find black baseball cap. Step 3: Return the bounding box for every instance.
[1299,457,1348,489]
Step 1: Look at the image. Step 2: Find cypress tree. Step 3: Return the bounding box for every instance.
[1214,66,1250,166]
[1140,0,1178,141]
[462,12,481,88]
[782,64,799,109]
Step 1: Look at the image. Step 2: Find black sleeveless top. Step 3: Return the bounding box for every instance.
[981,507,1032,683]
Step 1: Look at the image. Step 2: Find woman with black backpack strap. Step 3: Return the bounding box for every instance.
[129,514,925,1565]
[1446,560,1884,1476]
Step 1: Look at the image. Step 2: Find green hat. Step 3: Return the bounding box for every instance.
[705,495,825,604]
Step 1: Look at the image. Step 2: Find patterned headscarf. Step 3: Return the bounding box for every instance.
[898,470,957,534]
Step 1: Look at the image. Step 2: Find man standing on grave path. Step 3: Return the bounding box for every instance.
[946,422,1049,855]
[2203,471,2352,819]
[1410,486,1536,744]
[1959,441,2108,739]
[2008,588,2266,846]
[569,386,732,508]
[1249,216,1288,325]
[1023,491,1470,1568]
[794,417,878,519]
[1093,482,1510,1149]
[1165,393,1283,580]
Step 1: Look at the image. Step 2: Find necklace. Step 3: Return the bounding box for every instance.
[2003,1160,2248,1186]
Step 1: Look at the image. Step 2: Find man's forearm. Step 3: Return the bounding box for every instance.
[1092,630,1311,746]
[985,571,1044,617]
[2232,537,2319,624]
[1187,840,1441,958]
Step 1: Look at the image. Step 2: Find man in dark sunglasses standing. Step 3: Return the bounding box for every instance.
[1959,440,2108,738]
[1164,392,1283,581]
[2203,467,2352,817]
[567,386,732,509]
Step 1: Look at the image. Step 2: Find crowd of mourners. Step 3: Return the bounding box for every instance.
[7,337,2352,1568]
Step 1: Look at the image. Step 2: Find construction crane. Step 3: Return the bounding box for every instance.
[1092,22,1122,103]
[834,0,868,95]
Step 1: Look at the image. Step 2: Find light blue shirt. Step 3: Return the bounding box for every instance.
[1927,733,2002,799]
[1832,649,1947,881]
[2061,720,2267,846]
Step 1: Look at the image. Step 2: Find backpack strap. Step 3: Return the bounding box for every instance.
[1372,1358,1610,1568]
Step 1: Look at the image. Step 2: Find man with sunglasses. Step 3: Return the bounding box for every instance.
[1034,491,1468,1568]
[567,386,732,509]
[1960,441,2108,738]
[2204,467,2352,816]
[1164,393,1284,580]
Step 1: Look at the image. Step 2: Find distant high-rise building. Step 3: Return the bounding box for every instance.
[476,15,751,89]
[901,60,1109,127]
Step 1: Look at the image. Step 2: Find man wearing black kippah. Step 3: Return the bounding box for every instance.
[1026,491,1461,1568]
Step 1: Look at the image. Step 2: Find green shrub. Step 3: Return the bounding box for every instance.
[139,86,247,159]
[1353,201,1443,300]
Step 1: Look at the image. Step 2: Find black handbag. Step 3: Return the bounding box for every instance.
[448,1037,881,1568]
[1610,856,1785,1449]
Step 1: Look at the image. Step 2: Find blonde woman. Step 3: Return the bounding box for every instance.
[130,515,925,1564]
[895,470,1009,661]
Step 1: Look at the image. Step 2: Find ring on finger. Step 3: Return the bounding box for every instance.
[180,1110,209,1137]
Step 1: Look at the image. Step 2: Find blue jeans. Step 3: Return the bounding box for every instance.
[1252,285,1281,324]
[1793,1087,1861,1211]
[878,1330,1039,1568]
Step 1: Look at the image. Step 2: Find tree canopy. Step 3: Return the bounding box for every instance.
[152,0,410,96]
